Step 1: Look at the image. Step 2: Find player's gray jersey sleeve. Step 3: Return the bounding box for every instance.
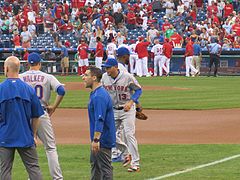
[49,74,63,92]
[127,74,141,91]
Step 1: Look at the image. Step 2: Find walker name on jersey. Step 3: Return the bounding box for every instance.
[22,75,45,83]
[103,85,128,92]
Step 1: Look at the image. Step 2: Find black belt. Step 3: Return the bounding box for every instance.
[194,54,200,56]
[113,107,124,110]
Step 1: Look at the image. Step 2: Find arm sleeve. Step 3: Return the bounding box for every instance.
[93,96,107,133]
[131,88,142,103]
[56,85,65,96]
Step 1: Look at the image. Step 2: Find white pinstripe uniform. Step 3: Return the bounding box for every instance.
[106,42,117,59]
[129,43,138,74]
[20,70,63,180]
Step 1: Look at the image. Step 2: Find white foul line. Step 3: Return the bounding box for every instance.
[148,154,240,180]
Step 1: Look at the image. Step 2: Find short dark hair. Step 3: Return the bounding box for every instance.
[88,66,102,82]
[96,37,101,41]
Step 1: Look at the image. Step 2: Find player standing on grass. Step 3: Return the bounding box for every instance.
[101,58,142,172]
[19,52,65,180]
[82,66,116,179]
[0,56,44,180]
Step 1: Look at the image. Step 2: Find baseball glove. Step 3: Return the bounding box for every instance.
[136,111,148,120]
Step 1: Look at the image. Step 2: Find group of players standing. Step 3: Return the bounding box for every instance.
[76,36,174,77]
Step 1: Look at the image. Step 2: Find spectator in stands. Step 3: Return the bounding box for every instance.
[231,19,240,37]
[170,30,183,48]
[222,38,232,48]
[135,36,151,77]
[233,37,240,48]
[147,24,159,44]
[28,21,36,37]
[9,17,18,34]
[105,24,117,42]
[177,1,185,14]
[207,1,218,19]
[1,16,10,34]
[21,26,32,48]
[12,1,20,16]
[79,9,88,24]
[55,2,64,19]
[152,0,162,12]
[195,0,203,10]
[199,27,210,47]
[116,32,126,46]
[12,30,21,48]
[102,12,114,29]
[224,1,234,19]
[112,0,122,13]
[113,8,125,28]
[44,8,55,33]
[118,23,128,38]
[164,0,175,18]
[80,23,91,42]
[35,14,44,34]
[162,18,171,32]
[165,24,174,39]
[126,8,136,30]
[190,30,199,42]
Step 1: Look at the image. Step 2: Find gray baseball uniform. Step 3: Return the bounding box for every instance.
[20,70,63,180]
[101,70,141,167]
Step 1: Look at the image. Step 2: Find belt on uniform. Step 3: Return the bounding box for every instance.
[113,107,124,110]
[193,54,200,56]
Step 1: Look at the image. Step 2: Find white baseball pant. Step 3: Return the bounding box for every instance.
[136,57,148,77]
[130,54,138,74]
[185,56,198,77]
[114,104,140,167]
[37,111,63,180]
[95,57,103,69]
[78,58,89,67]
[162,56,170,75]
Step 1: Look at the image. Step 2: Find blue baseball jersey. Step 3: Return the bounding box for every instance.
[88,86,116,149]
[0,78,44,147]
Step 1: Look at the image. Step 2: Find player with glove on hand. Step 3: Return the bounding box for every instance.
[116,47,148,120]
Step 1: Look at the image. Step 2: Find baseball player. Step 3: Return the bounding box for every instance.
[77,39,89,76]
[135,36,151,77]
[128,40,138,74]
[19,52,65,180]
[95,37,104,69]
[106,38,117,59]
[185,38,198,77]
[151,38,164,76]
[162,38,173,76]
[101,58,142,172]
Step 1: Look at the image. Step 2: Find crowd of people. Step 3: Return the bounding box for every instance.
[0,0,239,77]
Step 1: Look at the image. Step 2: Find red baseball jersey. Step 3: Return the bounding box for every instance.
[163,42,173,59]
[77,43,88,59]
[185,41,194,57]
[96,42,104,57]
[135,42,150,58]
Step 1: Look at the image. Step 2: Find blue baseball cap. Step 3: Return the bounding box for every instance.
[28,52,43,64]
[116,47,130,57]
[101,58,118,68]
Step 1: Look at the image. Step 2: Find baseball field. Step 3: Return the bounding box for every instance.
[2,75,240,179]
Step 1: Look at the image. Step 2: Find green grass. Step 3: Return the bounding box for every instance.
[11,144,240,179]
[1,75,240,109]
[47,75,240,110]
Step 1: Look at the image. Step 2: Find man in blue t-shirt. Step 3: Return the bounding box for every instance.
[82,66,116,179]
[0,56,44,180]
